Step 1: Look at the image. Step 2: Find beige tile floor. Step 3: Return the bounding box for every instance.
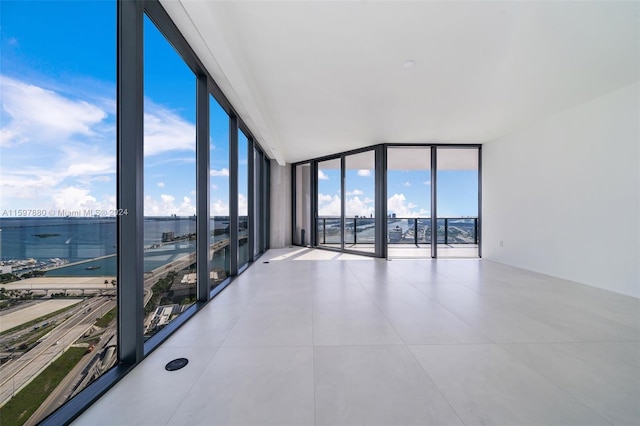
[75,247,640,426]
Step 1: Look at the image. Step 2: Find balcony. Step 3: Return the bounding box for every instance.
[316,217,479,258]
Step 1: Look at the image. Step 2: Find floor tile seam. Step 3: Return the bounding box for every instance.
[511,307,619,343]
[481,259,640,301]
[405,281,497,345]
[491,338,640,345]
[406,278,600,344]
[218,343,315,349]
[344,262,415,347]
[313,342,417,348]
[345,257,406,283]
[409,342,614,426]
[310,275,317,426]
[163,346,221,426]
[214,271,273,349]
[311,345,317,426]
[492,342,618,426]
[404,344,467,426]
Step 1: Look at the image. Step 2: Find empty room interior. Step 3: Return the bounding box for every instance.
[0,1,638,425]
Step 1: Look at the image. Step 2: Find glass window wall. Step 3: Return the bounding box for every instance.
[436,147,480,258]
[316,158,342,249]
[293,163,312,247]
[238,131,250,267]
[386,147,432,258]
[0,1,117,423]
[143,14,197,338]
[209,96,231,290]
[344,151,376,254]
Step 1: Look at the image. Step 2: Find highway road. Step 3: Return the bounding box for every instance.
[0,297,114,407]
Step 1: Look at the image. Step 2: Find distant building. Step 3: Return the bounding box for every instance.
[161,231,175,242]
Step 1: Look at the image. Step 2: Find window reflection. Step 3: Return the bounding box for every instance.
[0,1,117,422]
[210,97,231,289]
[238,131,249,267]
[143,14,197,338]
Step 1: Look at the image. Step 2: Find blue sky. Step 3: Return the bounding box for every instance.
[1,1,476,219]
[1,1,118,215]
[318,162,478,218]
[0,2,237,217]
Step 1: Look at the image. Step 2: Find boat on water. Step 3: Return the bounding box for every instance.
[85,266,101,270]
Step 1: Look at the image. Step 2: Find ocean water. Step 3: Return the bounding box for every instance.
[0,217,227,277]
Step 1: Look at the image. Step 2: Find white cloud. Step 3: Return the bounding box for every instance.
[346,189,363,196]
[238,193,248,216]
[143,101,195,156]
[52,186,115,212]
[210,168,230,177]
[64,154,115,177]
[211,199,229,216]
[0,76,118,212]
[357,169,372,177]
[346,196,374,217]
[157,182,165,188]
[423,181,431,186]
[403,182,411,187]
[387,193,427,218]
[144,193,196,216]
[318,170,329,180]
[207,194,246,216]
[318,193,341,216]
[1,75,107,145]
[211,183,219,191]
[318,193,333,203]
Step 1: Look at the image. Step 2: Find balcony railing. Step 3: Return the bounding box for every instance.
[315,217,478,245]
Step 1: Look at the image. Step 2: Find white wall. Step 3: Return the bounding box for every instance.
[269,161,292,248]
[483,82,639,298]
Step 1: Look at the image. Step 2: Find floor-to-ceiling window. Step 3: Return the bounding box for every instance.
[293,163,312,247]
[142,13,197,338]
[386,147,432,258]
[306,145,480,258]
[252,146,268,257]
[435,147,480,258]
[0,1,271,423]
[344,150,376,254]
[238,131,250,268]
[316,158,342,249]
[0,2,117,424]
[209,96,230,290]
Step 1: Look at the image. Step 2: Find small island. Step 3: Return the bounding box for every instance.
[33,233,61,238]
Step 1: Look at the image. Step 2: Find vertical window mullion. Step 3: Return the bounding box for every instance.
[196,74,209,302]
[229,116,239,276]
[118,0,144,365]
[430,146,437,258]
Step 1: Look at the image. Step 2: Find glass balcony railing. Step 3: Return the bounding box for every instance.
[315,217,478,246]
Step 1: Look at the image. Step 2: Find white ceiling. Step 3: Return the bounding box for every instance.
[161,0,639,165]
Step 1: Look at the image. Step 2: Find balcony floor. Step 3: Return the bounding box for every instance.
[75,247,639,426]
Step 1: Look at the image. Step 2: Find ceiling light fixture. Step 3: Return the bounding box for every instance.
[403,59,416,68]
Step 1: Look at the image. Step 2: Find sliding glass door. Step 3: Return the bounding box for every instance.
[435,147,480,258]
[386,147,431,258]
[344,150,376,254]
[316,158,342,250]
